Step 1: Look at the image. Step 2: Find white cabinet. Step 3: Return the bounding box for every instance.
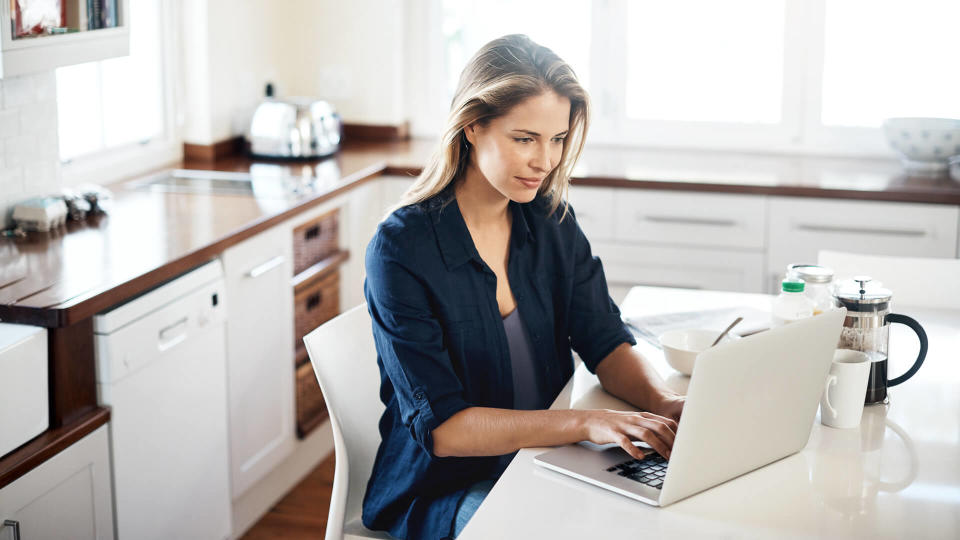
[222,226,296,499]
[767,197,960,292]
[0,425,114,540]
[613,190,766,250]
[0,0,130,78]
[570,186,768,300]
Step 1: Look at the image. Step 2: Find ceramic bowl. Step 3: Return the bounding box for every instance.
[659,329,740,376]
[882,117,960,176]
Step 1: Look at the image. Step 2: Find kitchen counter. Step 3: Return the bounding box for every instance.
[2,138,959,328]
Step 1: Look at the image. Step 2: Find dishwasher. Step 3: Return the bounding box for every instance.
[94,260,232,540]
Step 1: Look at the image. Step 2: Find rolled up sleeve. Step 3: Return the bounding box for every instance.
[566,213,636,373]
[365,237,472,457]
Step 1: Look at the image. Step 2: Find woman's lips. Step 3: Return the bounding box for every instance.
[515,176,543,189]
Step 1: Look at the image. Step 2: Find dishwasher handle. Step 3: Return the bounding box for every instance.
[158,317,189,352]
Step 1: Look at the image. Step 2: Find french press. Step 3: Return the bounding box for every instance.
[833,276,928,404]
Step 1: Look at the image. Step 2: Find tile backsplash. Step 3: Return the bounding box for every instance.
[0,71,62,229]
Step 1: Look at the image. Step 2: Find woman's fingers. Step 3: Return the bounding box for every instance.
[616,435,647,461]
[637,411,679,432]
[623,423,672,459]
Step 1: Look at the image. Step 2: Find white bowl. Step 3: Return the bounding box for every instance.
[659,329,740,376]
[882,117,960,176]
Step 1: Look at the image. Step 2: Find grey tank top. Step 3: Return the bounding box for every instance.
[502,309,541,410]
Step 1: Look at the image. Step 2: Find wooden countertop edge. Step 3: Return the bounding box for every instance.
[0,407,110,490]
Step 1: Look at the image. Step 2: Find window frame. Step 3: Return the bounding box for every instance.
[418,0,920,160]
[59,0,181,187]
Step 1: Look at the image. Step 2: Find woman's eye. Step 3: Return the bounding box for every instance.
[513,137,533,143]
[552,137,566,144]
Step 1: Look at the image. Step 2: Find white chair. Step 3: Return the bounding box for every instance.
[818,250,960,309]
[303,303,393,540]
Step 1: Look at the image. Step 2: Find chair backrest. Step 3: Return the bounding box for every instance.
[303,303,385,539]
[818,250,960,309]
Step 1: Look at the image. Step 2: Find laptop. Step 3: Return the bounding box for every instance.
[533,308,846,507]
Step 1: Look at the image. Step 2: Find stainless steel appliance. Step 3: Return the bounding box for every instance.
[834,276,928,404]
[247,83,342,159]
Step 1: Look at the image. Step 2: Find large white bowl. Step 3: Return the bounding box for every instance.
[882,117,960,176]
[659,328,739,376]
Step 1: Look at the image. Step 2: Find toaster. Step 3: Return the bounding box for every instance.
[248,84,342,159]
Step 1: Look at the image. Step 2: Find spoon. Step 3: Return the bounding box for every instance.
[711,316,744,347]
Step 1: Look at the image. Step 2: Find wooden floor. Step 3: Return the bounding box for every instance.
[240,452,336,539]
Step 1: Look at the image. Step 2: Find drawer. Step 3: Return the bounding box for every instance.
[767,197,959,292]
[568,186,616,241]
[295,361,328,438]
[294,270,340,359]
[593,241,765,293]
[292,208,340,275]
[613,189,766,249]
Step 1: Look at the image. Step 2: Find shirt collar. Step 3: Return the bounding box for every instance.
[429,193,537,271]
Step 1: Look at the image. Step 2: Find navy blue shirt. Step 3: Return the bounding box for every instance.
[362,188,635,540]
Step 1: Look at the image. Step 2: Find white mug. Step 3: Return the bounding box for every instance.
[821,349,871,429]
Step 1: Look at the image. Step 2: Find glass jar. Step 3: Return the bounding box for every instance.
[786,263,835,315]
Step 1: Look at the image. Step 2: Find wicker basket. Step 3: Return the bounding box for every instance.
[293,209,340,275]
[294,270,340,360]
[295,362,328,438]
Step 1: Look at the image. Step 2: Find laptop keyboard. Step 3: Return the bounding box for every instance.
[606,454,669,489]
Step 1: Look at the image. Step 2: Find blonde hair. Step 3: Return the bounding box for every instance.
[392,34,590,220]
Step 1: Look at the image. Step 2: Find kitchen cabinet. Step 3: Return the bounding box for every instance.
[767,197,959,292]
[0,425,113,540]
[223,226,296,499]
[570,187,768,302]
[0,0,129,78]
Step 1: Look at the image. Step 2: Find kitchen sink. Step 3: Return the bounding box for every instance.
[132,169,257,196]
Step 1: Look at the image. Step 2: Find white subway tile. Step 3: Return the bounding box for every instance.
[4,134,38,167]
[0,164,25,195]
[18,102,58,136]
[33,72,57,103]
[3,75,36,109]
[23,159,60,196]
[0,109,18,138]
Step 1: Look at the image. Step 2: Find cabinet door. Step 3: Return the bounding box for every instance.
[593,241,766,297]
[568,185,616,241]
[0,426,114,540]
[223,226,296,498]
[614,189,767,249]
[767,197,960,292]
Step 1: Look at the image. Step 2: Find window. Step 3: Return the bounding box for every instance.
[426,0,960,157]
[56,0,177,183]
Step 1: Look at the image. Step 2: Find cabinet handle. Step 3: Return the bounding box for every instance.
[640,214,738,227]
[306,292,322,310]
[795,224,927,237]
[304,224,321,240]
[3,520,21,540]
[247,255,285,278]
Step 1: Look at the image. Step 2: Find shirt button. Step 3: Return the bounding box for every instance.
[414,391,425,400]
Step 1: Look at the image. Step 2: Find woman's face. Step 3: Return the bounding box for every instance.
[464,91,571,204]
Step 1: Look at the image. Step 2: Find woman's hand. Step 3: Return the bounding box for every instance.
[650,394,685,424]
[577,409,678,461]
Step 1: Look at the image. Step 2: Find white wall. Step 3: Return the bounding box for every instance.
[180,0,409,146]
[0,72,61,227]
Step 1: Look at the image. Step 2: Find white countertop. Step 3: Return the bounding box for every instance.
[459,286,960,540]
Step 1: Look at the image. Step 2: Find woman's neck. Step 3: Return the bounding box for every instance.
[455,162,511,228]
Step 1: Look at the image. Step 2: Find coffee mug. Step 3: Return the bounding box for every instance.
[821,349,870,429]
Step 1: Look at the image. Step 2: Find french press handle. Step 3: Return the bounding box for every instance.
[886,313,928,387]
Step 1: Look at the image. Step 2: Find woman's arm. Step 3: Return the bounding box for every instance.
[432,406,678,460]
[595,342,685,421]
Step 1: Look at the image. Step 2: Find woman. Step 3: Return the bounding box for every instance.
[363,34,684,540]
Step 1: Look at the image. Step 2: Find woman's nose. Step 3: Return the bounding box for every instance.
[530,143,551,172]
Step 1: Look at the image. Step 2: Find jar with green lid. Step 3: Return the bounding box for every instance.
[785,263,835,315]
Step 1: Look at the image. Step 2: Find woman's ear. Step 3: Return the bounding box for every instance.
[463,123,478,146]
